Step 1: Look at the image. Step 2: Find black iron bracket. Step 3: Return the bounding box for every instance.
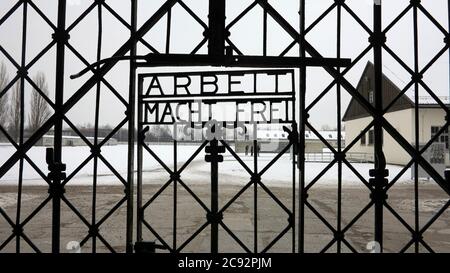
[46,148,66,197]
[205,142,226,163]
[369,168,389,202]
[46,148,66,184]
[283,122,299,155]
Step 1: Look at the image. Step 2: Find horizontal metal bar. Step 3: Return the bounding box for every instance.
[141,94,294,102]
[138,69,295,78]
[138,53,351,68]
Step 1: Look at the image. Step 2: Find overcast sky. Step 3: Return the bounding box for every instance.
[0,0,448,130]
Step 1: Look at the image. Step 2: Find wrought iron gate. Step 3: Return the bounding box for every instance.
[136,69,299,253]
[0,0,449,253]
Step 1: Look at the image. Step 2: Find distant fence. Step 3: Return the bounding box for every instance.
[305,152,373,163]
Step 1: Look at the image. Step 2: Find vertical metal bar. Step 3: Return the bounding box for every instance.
[298,0,306,254]
[52,0,66,254]
[208,0,226,57]
[210,138,219,254]
[136,77,144,243]
[336,2,342,254]
[166,7,172,54]
[373,0,385,251]
[448,0,450,168]
[16,0,27,253]
[173,139,177,251]
[263,5,267,57]
[413,2,420,253]
[253,123,258,253]
[291,71,296,253]
[126,0,138,254]
[91,2,103,253]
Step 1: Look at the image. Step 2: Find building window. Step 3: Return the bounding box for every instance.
[368,91,374,104]
[431,126,449,149]
[361,129,384,146]
[361,131,366,145]
[368,130,374,146]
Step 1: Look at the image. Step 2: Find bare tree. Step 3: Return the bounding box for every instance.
[28,72,51,133]
[0,62,9,131]
[8,82,21,142]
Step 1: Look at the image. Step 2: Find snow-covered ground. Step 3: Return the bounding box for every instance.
[0,144,200,185]
[0,144,416,186]
[213,154,414,187]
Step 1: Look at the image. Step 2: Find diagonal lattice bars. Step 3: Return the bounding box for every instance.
[1,0,449,253]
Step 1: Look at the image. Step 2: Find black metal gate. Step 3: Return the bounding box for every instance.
[136,69,300,253]
[0,0,450,253]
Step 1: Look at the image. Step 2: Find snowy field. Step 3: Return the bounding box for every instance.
[0,144,416,187]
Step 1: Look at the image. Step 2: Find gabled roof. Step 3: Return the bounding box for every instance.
[342,61,449,122]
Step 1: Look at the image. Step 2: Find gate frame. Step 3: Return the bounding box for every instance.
[0,0,448,253]
[135,69,300,253]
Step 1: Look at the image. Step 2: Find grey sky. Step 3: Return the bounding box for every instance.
[0,0,448,130]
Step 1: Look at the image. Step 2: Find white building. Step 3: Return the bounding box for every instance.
[343,62,449,166]
[235,126,344,154]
